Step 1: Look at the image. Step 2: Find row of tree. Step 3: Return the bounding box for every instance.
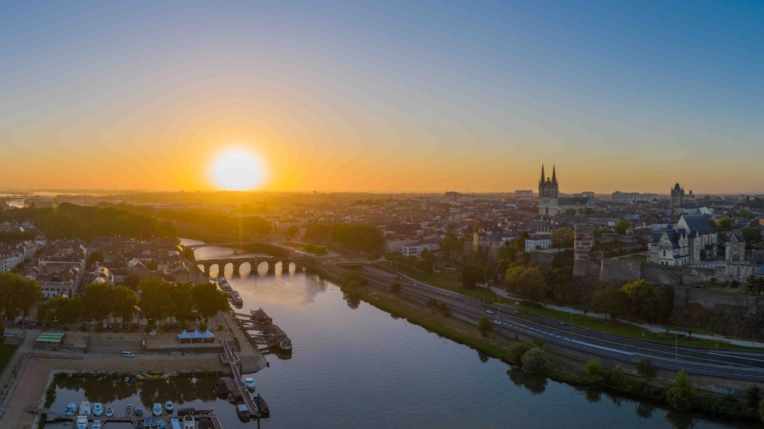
[1,203,177,241]
[156,209,271,236]
[36,278,230,327]
[589,280,673,323]
[0,229,39,243]
[304,223,385,254]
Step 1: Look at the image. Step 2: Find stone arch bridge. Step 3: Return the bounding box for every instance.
[197,256,313,276]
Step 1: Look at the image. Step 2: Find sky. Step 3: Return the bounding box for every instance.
[2,0,764,194]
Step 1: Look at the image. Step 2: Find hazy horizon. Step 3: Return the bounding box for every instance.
[3,1,764,193]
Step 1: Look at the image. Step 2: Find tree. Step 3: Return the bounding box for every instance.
[304,224,330,243]
[329,224,385,253]
[124,273,141,291]
[521,348,547,374]
[636,358,656,379]
[741,226,762,244]
[286,225,299,237]
[715,216,733,232]
[460,265,485,289]
[550,227,573,248]
[585,361,604,378]
[746,385,761,408]
[440,236,458,259]
[86,250,104,269]
[564,208,577,216]
[172,282,196,323]
[515,267,549,304]
[614,220,631,235]
[138,278,176,323]
[590,287,628,320]
[390,282,402,294]
[759,400,764,423]
[182,246,195,261]
[192,283,230,322]
[81,282,114,323]
[504,265,525,291]
[666,370,695,411]
[0,272,43,324]
[514,231,530,253]
[620,280,672,323]
[477,316,492,336]
[51,295,81,325]
[508,343,531,364]
[111,286,139,323]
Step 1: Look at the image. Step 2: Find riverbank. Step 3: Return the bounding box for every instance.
[348,281,762,424]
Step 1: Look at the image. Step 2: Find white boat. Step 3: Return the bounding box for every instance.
[75,415,88,429]
[165,401,174,412]
[93,402,103,416]
[92,419,102,429]
[153,403,163,416]
[125,402,133,416]
[182,415,196,429]
[65,402,77,416]
[243,377,256,391]
[170,417,182,429]
[79,400,91,416]
[104,406,114,417]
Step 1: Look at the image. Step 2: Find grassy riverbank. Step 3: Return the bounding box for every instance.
[350,284,760,424]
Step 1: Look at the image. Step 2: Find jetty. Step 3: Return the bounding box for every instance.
[218,338,267,419]
[232,308,292,351]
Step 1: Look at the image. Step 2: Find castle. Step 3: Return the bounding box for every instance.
[538,165,593,216]
[670,183,694,208]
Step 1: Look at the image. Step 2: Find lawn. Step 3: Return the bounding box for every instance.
[514,304,760,351]
[0,343,17,375]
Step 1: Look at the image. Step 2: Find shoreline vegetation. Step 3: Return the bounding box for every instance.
[333,273,762,424]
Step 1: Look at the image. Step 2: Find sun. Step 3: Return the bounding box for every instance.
[209,147,267,190]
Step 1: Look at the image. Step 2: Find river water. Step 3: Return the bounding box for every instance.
[44,240,754,429]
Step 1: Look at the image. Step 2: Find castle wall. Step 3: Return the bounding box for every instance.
[599,259,642,283]
[674,287,757,314]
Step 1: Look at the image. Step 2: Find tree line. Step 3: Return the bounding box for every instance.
[589,280,673,323]
[304,223,385,254]
[0,272,42,322]
[1,203,177,241]
[156,209,271,236]
[36,278,230,328]
[0,229,39,243]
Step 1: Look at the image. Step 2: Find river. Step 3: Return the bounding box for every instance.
[45,240,755,428]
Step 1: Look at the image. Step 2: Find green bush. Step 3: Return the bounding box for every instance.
[585,361,604,378]
[606,366,632,392]
[636,358,656,379]
[508,343,531,364]
[520,347,547,374]
[666,370,695,411]
[532,338,545,349]
[477,316,492,336]
[217,324,224,332]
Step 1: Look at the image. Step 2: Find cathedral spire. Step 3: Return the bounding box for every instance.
[552,165,557,185]
[540,164,545,185]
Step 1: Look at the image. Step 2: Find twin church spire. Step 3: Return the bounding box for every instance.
[539,164,557,186]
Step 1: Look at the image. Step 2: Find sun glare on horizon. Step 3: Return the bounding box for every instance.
[209,147,267,190]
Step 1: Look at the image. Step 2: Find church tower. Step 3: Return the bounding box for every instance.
[538,164,559,216]
[671,183,685,208]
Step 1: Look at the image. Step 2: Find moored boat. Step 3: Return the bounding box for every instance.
[182,414,196,429]
[93,402,103,416]
[79,400,91,416]
[105,406,114,417]
[126,402,134,416]
[65,402,77,416]
[153,403,163,416]
[75,415,88,429]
